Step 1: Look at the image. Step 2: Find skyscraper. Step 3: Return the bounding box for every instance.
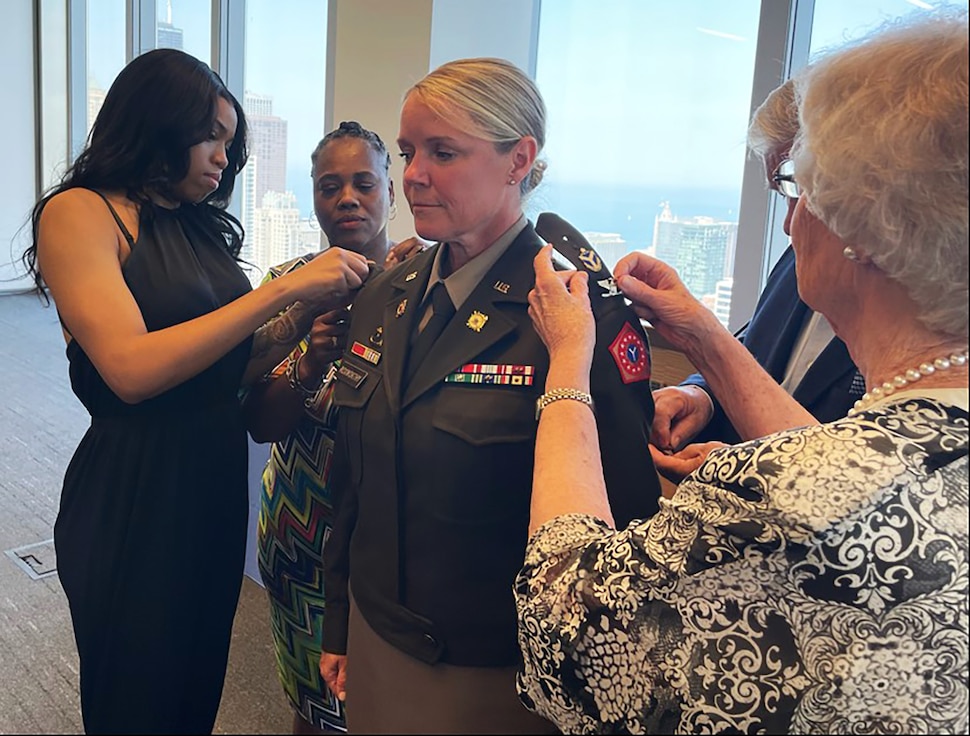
[652,202,737,300]
[241,92,290,279]
[156,0,184,50]
[582,231,629,272]
[253,191,302,272]
[244,92,288,214]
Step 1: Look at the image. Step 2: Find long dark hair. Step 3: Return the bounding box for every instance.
[23,48,250,293]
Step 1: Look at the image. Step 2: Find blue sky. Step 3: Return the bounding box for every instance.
[87,0,967,215]
[534,0,968,190]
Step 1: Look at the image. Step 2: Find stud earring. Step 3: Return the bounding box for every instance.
[508,178,517,186]
[843,246,858,261]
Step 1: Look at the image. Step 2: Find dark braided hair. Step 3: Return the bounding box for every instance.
[310,121,391,174]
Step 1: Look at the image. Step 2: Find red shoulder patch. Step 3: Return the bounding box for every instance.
[608,322,651,384]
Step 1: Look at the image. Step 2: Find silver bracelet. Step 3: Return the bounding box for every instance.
[535,387,595,421]
[285,352,324,398]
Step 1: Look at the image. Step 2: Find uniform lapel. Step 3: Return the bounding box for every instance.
[381,247,437,414]
[401,227,541,409]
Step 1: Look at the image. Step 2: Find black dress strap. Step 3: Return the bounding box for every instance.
[93,191,136,249]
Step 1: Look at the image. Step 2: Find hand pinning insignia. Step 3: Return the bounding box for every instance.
[597,277,622,298]
[466,311,489,332]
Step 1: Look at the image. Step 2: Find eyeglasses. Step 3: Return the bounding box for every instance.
[771,159,801,200]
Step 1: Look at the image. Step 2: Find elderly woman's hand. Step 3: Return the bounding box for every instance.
[528,245,596,369]
[613,252,721,354]
[649,440,726,485]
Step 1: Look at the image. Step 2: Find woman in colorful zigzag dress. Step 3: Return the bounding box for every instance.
[243,121,424,734]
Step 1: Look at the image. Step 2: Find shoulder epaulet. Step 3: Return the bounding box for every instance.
[535,212,624,312]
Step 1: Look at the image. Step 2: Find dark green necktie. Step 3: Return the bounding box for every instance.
[405,282,455,383]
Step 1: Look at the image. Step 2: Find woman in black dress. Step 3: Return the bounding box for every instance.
[23,48,368,735]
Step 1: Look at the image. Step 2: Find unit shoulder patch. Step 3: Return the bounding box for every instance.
[608,322,651,384]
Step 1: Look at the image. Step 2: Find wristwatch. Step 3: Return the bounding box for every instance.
[535,387,595,420]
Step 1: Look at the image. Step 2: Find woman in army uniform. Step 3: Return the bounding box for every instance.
[319,57,662,733]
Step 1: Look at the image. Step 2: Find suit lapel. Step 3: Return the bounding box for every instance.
[792,336,855,408]
[757,262,810,380]
[401,227,541,409]
[381,248,437,414]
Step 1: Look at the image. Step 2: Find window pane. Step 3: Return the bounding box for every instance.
[156,0,211,65]
[810,0,969,55]
[532,0,761,326]
[87,1,126,136]
[241,0,328,282]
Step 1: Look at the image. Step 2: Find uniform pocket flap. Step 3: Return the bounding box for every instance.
[432,388,535,446]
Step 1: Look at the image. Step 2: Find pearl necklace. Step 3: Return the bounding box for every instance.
[848,348,969,416]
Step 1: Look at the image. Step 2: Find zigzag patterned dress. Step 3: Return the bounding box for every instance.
[256,256,346,732]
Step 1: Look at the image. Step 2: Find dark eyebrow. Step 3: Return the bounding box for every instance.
[316,171,379,182]
[396,136,460,148]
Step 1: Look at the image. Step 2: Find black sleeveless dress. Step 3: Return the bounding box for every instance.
[53,197,254,734]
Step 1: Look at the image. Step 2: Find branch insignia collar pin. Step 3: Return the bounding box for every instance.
[466,311,488,332]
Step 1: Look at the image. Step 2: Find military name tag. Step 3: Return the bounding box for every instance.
[336,362,367,389]
[350,341,381,365]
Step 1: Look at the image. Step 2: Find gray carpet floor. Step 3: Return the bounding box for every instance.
[0,292,291,734]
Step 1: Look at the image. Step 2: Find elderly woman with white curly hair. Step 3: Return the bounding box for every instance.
[515,10,968,735]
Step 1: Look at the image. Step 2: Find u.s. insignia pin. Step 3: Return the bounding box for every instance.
[466,311,489,332]
[405,271,418,282]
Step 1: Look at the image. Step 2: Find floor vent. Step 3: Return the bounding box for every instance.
[5,539,57,580]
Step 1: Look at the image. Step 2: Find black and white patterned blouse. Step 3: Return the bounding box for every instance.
[515,397,968,734]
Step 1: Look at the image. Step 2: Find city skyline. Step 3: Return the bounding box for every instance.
[81,0,970,305]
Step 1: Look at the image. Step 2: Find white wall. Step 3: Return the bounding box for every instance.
[429,0,540,75]
[0,1,38,293]
[326,0,434,245]
[325,0,540,245]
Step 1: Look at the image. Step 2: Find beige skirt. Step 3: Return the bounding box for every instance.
[345,592,559,734]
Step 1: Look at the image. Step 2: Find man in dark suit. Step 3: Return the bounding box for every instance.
[650,80,863,481]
